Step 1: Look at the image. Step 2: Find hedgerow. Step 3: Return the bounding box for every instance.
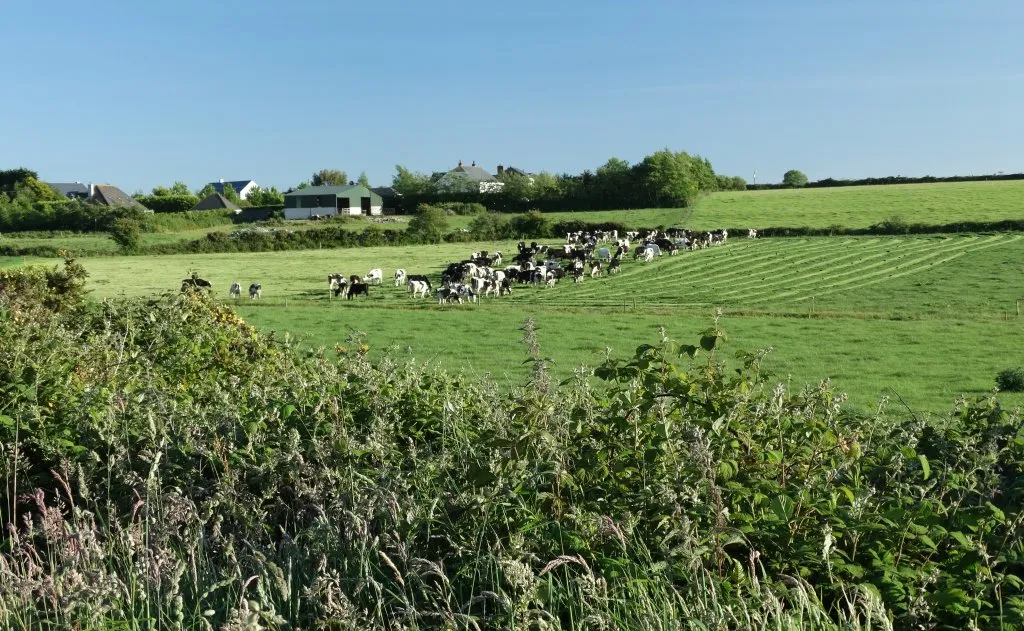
[1,263,1022,629]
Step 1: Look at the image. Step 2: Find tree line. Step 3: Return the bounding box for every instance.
[386,150,746,213]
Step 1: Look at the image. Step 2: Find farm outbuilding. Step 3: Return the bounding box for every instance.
[283,185,383,219]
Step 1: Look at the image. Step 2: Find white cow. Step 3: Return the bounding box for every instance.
[229,282,241,299]
[748,229,758,239]
[394,268,407,286]
[364,268,383,285]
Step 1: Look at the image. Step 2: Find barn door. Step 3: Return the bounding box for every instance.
[361,197,371,215]
[336,196,349,215]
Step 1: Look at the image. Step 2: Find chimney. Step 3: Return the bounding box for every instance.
[458,160,462,167]
[88,183,95,199]
[219,178,225,183]
[496,165,504,176]
[471,161,476,167]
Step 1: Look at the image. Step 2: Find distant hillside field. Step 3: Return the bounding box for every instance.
[686,180,1024,229]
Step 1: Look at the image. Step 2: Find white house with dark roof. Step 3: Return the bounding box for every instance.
[207,179,259,200]
[435,161,505,194]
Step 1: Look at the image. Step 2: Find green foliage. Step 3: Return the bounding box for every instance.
[356,171,370,187]
[406,203,450,241]
[1,286,1021,629]
[469,212,512,239]
[134,193,199,212]
[195,182,217,198]
[510,209,552,237]
[108,217,142,251]
[312,168,347,187]
[391,164,434,196]
[221,183,240,203]
[717,174,748,191]
[0,252,87,315]
[996,367,1024,392]
[783,169,809,188]
[245,185,285,207]
[0,167,38,195]
[151,181,191,196]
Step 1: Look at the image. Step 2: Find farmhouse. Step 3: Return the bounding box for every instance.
[283,185,383,219]
[207,179,259,200]
[435,161,505,194]
[191,192,241,212]
[89,184,149,209]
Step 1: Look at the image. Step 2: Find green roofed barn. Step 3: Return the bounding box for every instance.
[283,185,383,219]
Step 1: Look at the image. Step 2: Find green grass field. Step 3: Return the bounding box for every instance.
[9,232,1023,415]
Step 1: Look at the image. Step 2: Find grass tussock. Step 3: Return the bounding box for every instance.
[1,259,1023,629]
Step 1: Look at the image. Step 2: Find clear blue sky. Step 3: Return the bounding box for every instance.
[1,0,1021,193]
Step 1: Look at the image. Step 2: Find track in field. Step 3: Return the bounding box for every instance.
[515,234,1021,309]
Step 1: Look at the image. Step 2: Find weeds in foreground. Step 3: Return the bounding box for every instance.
[0,263,1022,629]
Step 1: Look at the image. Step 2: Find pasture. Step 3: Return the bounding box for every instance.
[12,232,1023,414]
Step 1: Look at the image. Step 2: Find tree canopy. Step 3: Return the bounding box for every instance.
[312,169,348,187]
[783,169,809,188]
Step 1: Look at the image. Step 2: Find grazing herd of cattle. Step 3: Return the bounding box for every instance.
[180,228,756,304]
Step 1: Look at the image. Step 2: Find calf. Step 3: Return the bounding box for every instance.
[364,268,383,285]
[229,282,242,298]
[436,287,462,304]
[748,229,758,239]
[590,260,602,278]
[248,283,262,299]
[328,273,345,289]
[394,268,407,286]
[608,258,621,274]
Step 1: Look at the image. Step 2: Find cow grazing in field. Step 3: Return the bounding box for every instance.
[436,287,462,304]
[748,229,758,239]
[394,269,407,286]
[347,283,369,299]
[328,273,345,288]
[408,279,431,298]
[180,275,212,293]
[608,258,621,274]
[364,268,383,285]
[249,283,262,299]
[590,260,603,278]
[229,282,242,298]
[491,251,503,266]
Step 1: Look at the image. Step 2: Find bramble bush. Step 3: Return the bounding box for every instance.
[996,367,1024,392]
[1,265,1023,629]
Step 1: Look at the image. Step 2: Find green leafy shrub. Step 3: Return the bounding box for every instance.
[134,193,200,213]
[108,217,142,252]
[2,280,1023,629]
[996,367,1024,391]
[510,209,551,237]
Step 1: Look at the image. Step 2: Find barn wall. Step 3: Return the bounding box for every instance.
[284,206,338,220]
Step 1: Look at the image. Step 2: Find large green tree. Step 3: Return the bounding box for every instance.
[356,171,370,187]
[391,165,434,196]
[406,204,449,241]
[222,183,240,203]
[783,169,809,188]
[312,169,348,187]
[246,185,285,206]
[634,150,701,207]
[195,183,217,199]
[152,181,191,196]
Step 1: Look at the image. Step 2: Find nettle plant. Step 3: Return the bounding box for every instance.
[1,266,1022,630]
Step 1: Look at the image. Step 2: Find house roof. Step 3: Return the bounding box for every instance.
[371,186,399,198]
[503,166,534,178]
[192,192,241,211]
[445,162,497,183]
[284,184,378,198]
[209,180,255,194]
[91,184,144,208]
[47,182,90,197]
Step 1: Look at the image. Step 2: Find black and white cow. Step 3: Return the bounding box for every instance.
[181,275,212,292]
[394,269,407,286]
[248,283,262,299]
[364,268,383,285]
[229,282,242,298]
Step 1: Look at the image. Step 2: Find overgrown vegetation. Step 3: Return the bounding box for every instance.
[1,263,1023,629]
[997,368,1024,392]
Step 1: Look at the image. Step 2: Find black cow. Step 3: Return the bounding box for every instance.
[181,275,212,292]
[347,283,369,299]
